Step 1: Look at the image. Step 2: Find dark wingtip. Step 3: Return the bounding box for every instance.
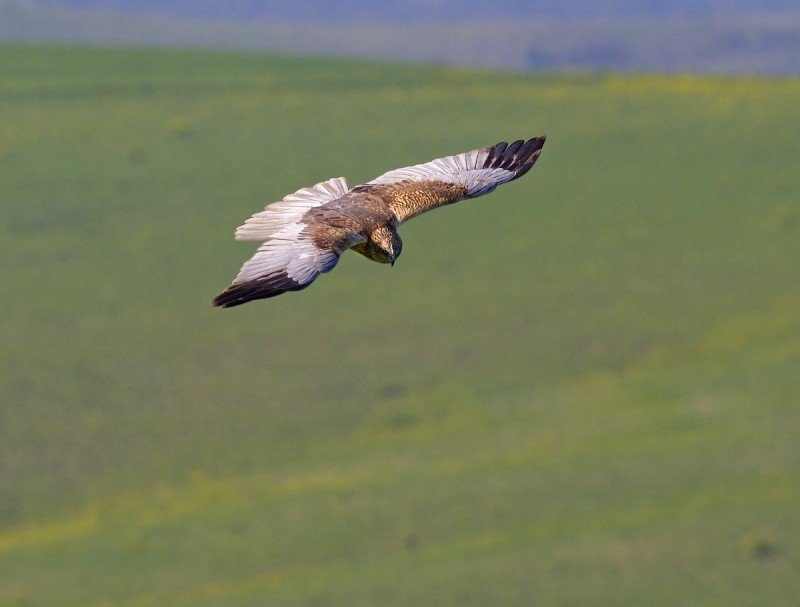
[212,272,310,308]
[211,293,239,308]
[483,135,546,179]
[212,289,249,308]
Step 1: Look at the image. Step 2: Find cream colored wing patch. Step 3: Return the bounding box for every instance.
[365,138,544,198]
[234,176,350,241]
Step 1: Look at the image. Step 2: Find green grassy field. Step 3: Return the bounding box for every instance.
[1,44,799,606]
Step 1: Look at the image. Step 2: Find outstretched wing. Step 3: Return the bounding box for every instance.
[358,136,546,223]
[213,177,357,307]
[234,177,350,241]
[212,224,347,307]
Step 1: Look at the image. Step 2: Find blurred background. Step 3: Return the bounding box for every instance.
[2,0,800,73]
[1,1,799,605]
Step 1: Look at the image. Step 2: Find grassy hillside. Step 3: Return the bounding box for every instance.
[1,44,798,606]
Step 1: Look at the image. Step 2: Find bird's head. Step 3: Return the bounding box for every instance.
[371,225,402,266]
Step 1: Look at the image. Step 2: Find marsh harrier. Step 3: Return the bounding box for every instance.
[213,136,546,307]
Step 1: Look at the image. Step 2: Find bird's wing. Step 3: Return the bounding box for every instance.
[358,137,545,223]
[213,177,358,307]
[212,221,361,307]
[234,177,350,241]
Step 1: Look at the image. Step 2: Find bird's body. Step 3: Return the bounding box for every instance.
[306,189,399,263]
[213,136,545,307]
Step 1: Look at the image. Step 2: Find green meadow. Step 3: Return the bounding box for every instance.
[1,44,799,606]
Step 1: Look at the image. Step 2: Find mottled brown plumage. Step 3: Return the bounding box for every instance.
[354,180,469,223]
[213,136,545,307]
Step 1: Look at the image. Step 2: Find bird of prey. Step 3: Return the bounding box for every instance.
[213,136,546,307]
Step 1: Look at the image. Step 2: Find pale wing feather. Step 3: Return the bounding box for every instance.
[366,146,515,197]
[231,223,339,286]
[213,221,364,307]
[235,176,350,241]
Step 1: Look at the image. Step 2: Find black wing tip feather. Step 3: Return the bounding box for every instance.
[212,273,307,308]
[484,135,546,179]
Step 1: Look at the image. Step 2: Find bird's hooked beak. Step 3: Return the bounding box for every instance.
[390,258,395,267]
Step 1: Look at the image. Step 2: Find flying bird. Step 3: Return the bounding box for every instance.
[213,136,546,307]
